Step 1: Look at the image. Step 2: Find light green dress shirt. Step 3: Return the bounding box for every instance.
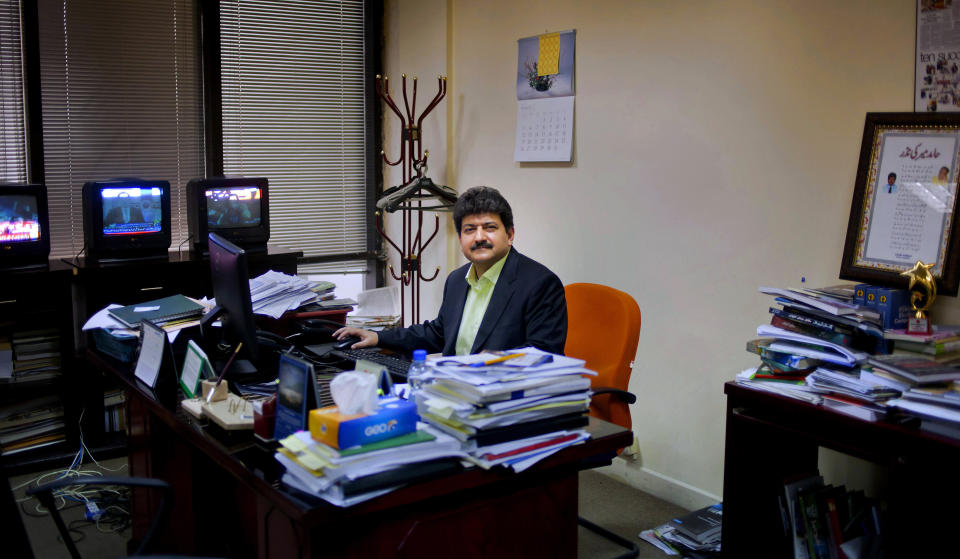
[454,249,510,355]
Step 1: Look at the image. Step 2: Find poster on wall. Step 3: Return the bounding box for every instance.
[514,30,575,162]
[916,0,960,112]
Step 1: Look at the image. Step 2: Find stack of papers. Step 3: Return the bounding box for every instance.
[414,347,594,472]
[243,270,320,318]
[275,424,467,507]
[345,286,401,330]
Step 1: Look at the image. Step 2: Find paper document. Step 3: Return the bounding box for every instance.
[757,324,868,365]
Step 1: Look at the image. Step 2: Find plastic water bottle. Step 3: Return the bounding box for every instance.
[407,349,429,390]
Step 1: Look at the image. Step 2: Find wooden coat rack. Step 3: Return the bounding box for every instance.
[374,73,454,326]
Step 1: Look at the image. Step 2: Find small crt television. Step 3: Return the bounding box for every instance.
[187,177,269,253]
[0,183,50,268]
[82,179,171,260]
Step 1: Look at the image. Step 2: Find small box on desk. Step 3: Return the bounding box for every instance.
[309,398,417,449]
[91,328,138,363]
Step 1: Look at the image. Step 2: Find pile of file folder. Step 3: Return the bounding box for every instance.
[275,422,467,507]
[413,347,594,472]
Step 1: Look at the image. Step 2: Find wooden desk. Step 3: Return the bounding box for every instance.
[89,350,632,558]
[721,381,960,558]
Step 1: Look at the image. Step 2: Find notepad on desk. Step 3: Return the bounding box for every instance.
[108,294,204,328]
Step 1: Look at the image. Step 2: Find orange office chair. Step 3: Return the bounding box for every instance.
[564,282,641,559]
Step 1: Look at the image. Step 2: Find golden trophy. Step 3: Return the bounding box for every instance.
[901,260,937,335]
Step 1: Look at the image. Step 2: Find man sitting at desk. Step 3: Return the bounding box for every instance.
[335,186,567,355]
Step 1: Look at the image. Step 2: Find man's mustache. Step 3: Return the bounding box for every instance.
[471,241,493,250]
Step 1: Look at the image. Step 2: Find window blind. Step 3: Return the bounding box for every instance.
[219,0,368,272]
[38,0,204,257]
[0,0,26,182]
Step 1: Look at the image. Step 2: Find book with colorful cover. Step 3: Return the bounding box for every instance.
[892,335,960,356]
[866,354,960,384]
[883,325,960,343]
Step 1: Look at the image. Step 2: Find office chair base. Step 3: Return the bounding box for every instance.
[578,515,639,559]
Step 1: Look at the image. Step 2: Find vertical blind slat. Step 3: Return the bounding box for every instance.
[38,0,204,258]
[219,0,368,263]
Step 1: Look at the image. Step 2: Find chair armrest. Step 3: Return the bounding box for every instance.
[591,387,636,405]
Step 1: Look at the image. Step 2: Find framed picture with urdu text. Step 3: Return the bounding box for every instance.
[840,113,960,296]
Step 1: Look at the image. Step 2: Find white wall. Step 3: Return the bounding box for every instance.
[386,0,949,508]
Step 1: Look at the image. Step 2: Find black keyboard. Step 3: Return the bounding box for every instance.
[332,348,412,380]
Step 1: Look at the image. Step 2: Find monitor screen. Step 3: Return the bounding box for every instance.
[206,186,262,230]
[100,186,163,236]
[0,193,41,243]
[208,232,259,363]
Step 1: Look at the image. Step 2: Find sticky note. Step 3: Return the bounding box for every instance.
[280,434,308,453]
[538,33,560,76]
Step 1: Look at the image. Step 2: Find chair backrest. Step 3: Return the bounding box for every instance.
[564,283,641,430]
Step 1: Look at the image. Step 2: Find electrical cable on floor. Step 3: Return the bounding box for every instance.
[13,406,132,545]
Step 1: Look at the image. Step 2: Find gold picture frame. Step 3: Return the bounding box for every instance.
[840,112,960,296]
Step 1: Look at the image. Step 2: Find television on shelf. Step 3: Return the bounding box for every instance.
[187,177,269,253]
[82,179,171,261]
[0,183,51,268]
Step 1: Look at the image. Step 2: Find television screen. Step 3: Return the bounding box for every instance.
[100,186,164,236]
[206,186,262,230]
[0,193,41,243]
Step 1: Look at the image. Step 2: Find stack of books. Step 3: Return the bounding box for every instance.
[867,354,960,437]
[885,326,960,364]
[0,395,65,455]
[5,328,62,384]
[738,285,899,417]
[781,473,883,559]
[275,419,467,507]
[639,503,723,556]
[103,389,126,434]
[414,347,593,472]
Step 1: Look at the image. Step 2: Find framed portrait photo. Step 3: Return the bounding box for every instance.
[840,112,960,296]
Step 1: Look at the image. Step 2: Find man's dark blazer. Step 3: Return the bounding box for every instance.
[378,248,567,356]
[104,206,145,225]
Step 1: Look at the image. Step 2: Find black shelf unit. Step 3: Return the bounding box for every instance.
[0,260,79,474]
[2,247,301,476]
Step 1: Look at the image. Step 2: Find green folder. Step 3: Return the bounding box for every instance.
[108,294,204,328]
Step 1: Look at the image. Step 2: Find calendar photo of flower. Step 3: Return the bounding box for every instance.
[517,31,575,100]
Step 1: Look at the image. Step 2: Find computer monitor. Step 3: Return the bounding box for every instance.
[0,183,50,268]
[82,179,171,260]
[187,177,269,253]
[205,232,259,366]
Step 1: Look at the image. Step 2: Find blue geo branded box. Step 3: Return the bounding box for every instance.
[309,397,418,449]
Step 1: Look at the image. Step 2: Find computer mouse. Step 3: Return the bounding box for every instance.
[334,335,362,350]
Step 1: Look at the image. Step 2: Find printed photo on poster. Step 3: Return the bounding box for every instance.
[841,113,960,295]
[516,31,575,100]
[916,0,960,112]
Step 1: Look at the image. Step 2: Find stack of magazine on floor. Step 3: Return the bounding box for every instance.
[639,502,722,556]
[413,347,594,472]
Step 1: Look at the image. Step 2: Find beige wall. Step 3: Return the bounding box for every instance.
[385,0,945,507]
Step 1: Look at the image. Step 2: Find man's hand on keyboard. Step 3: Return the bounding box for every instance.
[333,326,379,349]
